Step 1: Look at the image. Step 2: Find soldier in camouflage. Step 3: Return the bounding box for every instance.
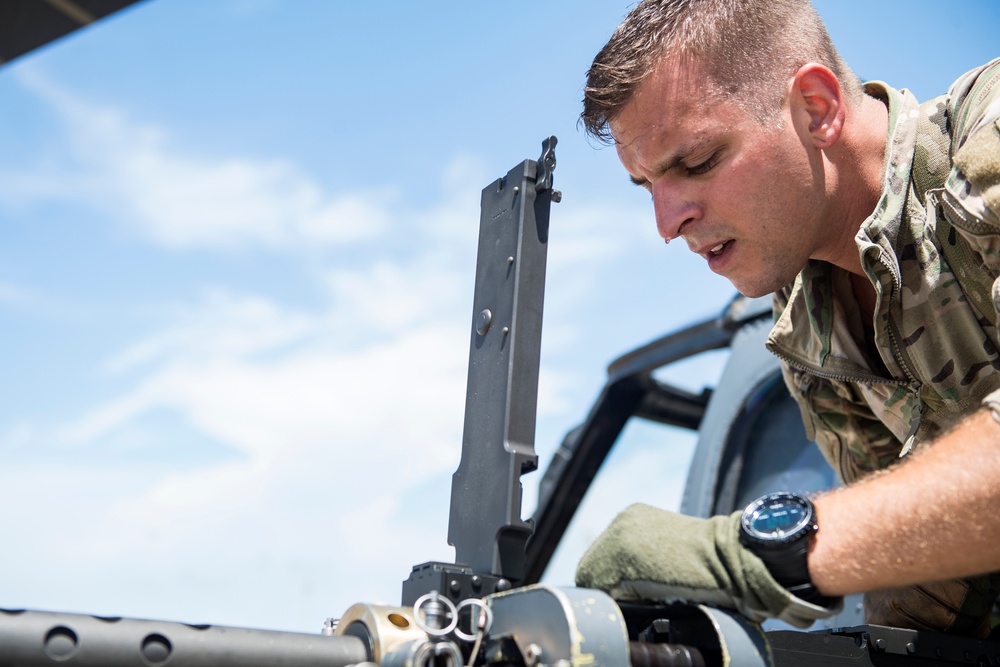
[573,0,1000,637]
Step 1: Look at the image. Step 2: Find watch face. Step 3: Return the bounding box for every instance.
[742,493,813,542]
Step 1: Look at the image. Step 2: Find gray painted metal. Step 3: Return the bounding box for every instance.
[0,608,367,666]
[446,137,557,583]
[680,317,791,519]
[485,584,630,667]
[696,605,771,667]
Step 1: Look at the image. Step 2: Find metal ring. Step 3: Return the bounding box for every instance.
[412,592,458,637]
[453,598,494,643]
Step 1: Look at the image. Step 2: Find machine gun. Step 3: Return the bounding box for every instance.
[4,139,1000,667]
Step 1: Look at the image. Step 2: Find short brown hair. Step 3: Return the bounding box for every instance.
[582,0,863,143]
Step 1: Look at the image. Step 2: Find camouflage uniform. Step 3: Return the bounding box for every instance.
[766,59,1000,637]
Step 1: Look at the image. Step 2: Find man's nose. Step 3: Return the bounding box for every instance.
[652,182,702,242]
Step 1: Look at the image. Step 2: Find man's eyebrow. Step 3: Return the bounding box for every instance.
[628,137,713,187]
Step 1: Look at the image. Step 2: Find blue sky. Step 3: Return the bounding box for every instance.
[1,0,997,634]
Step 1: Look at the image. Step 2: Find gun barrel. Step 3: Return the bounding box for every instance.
[0,608,368,667]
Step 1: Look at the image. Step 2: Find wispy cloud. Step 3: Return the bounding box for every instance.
[2,70,391,251]
[0,281,32,304]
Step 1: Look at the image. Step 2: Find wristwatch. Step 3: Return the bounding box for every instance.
[738,491,831,607]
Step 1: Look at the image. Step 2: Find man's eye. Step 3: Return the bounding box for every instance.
[686,151,721,176]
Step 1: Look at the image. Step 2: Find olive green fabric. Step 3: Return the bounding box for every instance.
[953,119,1000,215]
[574,504,841,628]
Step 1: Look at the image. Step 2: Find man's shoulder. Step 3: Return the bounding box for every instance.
[913,58,1000,234]
[946,58,1000,144]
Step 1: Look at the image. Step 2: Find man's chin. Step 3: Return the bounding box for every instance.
[729,275,793,299]
[734,286,772,299]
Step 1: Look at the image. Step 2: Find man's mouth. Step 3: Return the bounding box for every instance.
[709,241,730,256]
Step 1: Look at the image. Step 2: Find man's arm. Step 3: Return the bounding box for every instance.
[811,408,1000,596]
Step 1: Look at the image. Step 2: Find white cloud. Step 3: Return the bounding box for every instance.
[0,281,32,304]
[3,70,391,251]
[103,289,319,373]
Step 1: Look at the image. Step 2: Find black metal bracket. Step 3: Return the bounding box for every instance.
[403,137,558,605]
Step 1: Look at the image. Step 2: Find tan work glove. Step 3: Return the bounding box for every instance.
[575,503,842,628]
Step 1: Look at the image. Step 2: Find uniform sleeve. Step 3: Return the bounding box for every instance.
[938,59,1000,415]
[942,58,1000,231]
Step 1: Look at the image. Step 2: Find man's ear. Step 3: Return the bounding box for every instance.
[790,63,845,150]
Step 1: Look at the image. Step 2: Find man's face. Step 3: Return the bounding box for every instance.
[611,56,830,297]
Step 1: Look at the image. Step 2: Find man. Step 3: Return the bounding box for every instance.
[574,0,1000,636]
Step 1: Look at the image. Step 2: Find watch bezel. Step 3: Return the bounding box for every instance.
[739,491,816,548]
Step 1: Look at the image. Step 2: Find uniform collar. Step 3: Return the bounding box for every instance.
[767,81,922,374]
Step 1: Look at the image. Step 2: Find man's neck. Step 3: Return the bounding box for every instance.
[820,92,891,283]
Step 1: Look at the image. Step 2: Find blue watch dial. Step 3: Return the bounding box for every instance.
[743,493,813,541]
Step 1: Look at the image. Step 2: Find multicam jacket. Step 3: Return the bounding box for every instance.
[767,59,1000,485]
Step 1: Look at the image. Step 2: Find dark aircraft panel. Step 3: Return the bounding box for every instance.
[0,0,143,65]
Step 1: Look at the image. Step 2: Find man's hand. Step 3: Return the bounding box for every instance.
[574,503,841,628]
